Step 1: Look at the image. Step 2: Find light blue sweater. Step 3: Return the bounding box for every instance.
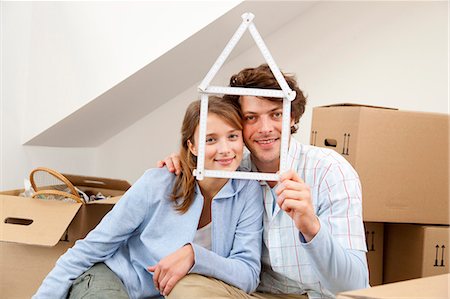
[33,168,264,299]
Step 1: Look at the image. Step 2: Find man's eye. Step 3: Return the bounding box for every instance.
[272,112,282,119]
[245,115,256,121]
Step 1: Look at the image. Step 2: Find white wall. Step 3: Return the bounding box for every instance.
[1,3,97,190]
[2,1,448,188]
[252,1,449,144]
[96,1,448,183]
[22,1,241,144]
[1,1,240,189]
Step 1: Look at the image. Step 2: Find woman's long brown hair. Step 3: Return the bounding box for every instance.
[171,96,242,213]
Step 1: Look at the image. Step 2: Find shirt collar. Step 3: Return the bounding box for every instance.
[194,178,241,200]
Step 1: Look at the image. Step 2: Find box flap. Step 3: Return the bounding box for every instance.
[336,274,449,299]
[0,195,81,247]
[316,103,398,110]
[62,173,131,191]
[86,195,122,205]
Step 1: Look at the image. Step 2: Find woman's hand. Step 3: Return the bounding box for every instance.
[147,244,194,296]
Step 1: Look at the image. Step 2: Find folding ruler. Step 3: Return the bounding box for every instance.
[194,12,296,182]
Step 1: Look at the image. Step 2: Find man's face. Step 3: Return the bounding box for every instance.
[240,96,292,172]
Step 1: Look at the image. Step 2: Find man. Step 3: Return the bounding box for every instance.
[160,64,369,299]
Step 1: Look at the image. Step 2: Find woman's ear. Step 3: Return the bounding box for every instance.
[187,140,198,156]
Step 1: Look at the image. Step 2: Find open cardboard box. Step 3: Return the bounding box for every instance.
[0,174,130,298]
[336,273,449,299]
[311,104,449,224]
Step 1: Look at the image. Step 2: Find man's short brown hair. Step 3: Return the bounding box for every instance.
[225,64,307,134]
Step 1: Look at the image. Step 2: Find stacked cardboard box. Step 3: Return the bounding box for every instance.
[0,174,130,298]
[311,104,450,287]
[364,222,384,286]
[383,224,449,283]
[337,273,449,299]
[311,104,449,224]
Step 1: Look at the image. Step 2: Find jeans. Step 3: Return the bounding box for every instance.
[67,263,129,299]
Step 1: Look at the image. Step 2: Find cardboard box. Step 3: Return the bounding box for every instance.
[337,273,449,299]
[364,222,384,286]
[383,224,449,284]
[311,104,449,224]
[0,174,130,298]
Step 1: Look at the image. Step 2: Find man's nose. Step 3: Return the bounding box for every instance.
[258,116,273,134]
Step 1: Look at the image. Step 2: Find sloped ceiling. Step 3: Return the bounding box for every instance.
[24,1,316,147]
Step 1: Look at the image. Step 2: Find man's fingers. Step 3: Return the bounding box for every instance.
[276,190,302,206]
[164,158,175,173]
[280,170,304,184]
[279,197,308,213]
[275,179,308,196]
[170,155,182,176]
[277,189,311,208]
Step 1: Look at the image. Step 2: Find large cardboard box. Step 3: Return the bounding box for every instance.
[311,104,449,224]
[383,224,449,284]
[0,174,130,298]
[337,273,449,299]
[364,222,384,286]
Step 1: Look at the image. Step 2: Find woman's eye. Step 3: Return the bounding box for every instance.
[206,137,215,143]
[228,133,239,140]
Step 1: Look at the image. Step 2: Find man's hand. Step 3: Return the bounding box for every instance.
[156,153,182,175]
[276,170,320,242]
[147,244,194,296]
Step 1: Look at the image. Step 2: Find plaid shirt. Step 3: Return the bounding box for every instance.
[242,138,368,298]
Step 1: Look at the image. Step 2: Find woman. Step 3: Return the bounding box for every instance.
[33,97,264,299]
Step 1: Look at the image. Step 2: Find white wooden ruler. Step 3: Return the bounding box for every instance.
[195,13,295,182]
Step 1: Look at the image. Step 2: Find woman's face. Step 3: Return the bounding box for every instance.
[189,113,243,172]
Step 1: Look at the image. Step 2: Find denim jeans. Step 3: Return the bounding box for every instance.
[67,263,129,299]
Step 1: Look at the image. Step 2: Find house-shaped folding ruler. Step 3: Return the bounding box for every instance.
[194,12,296,181]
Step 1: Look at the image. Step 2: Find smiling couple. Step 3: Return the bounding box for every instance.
[34,64,368,299]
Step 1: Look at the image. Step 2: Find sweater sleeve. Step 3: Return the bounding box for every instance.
[301,218,369,294]
[301,158,369,294]
[190,181,263,293]
[32,171,153,299]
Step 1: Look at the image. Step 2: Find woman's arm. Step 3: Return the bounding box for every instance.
[189,180,264,293]
[149,180,264,295]
[32,171,153,299]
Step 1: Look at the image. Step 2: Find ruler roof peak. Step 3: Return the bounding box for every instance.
[198,12,296,102]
